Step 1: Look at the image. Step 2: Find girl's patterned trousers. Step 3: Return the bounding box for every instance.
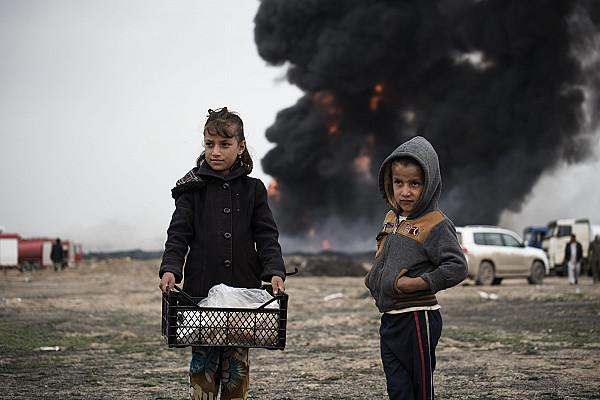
[189,347,249,400]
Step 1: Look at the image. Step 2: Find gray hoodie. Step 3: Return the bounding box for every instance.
[365,136,467,313]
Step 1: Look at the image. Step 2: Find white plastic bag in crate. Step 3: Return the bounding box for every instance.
[198,284,279,309]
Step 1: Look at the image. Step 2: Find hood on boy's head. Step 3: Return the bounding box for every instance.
[378,136,442,217]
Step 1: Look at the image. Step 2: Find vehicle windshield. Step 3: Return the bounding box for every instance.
[543,224,556,240]
[556,225,572,237]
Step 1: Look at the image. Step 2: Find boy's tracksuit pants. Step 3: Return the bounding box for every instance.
[380,310,442,400]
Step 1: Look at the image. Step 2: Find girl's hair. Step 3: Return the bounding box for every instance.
[196,107,253,174]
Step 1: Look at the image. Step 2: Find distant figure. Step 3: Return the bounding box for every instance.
[590,234,600,284]
[365,136,468,399]
[51,238,64,271]
[564,234,583,285]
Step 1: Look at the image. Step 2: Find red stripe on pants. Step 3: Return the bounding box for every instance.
[414,312,427,400]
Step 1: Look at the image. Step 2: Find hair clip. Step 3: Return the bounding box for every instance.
[207,107,228,116]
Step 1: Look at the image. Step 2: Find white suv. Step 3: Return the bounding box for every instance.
[455,226,549,285]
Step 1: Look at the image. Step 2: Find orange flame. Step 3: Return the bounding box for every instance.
[370,84,384,111]
[312,90,343,143]
[267,180,281,203]
[322,239,330,250]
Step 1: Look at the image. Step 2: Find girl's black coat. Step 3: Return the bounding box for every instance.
[159,162,286,298]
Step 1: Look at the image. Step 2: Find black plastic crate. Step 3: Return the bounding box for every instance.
[162,285,288,350]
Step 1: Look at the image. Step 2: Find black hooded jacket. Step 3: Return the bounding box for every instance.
[159,161,286,297]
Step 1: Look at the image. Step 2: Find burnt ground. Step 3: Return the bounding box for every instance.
[0,256,599,399]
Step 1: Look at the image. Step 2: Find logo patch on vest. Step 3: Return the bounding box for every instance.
[395,211,446,243]
[402,223,424,238]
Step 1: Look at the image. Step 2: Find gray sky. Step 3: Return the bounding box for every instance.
[0,0,301,251]
[1,0,598,252]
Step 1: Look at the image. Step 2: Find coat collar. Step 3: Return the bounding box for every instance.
[170,161,247,199]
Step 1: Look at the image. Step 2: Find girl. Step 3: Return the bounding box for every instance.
[159,107,286,400]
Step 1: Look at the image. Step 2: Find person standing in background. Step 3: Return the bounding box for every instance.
[564,234,583,285]
[589,234,600,284]
[51,238,64,271]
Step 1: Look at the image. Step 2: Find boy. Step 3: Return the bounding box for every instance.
[365,136,468,400]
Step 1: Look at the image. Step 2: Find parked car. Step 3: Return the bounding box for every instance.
[456,226,549,285]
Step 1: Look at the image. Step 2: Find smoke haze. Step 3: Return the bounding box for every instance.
[254,0,600,252]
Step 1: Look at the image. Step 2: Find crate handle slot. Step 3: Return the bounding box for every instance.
[169,285,204,310]
[257,296,278,309]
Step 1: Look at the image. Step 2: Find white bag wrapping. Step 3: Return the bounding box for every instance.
[197,284,279,309]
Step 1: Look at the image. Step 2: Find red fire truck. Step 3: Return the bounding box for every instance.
[59,240,83,268]
[0,233,19,269]
[0,233,82,272]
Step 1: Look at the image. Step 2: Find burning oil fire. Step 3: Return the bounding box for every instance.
[267,180,281,203]
[255,0,600,252]
[370,84,384,111]
[312,90,343,143]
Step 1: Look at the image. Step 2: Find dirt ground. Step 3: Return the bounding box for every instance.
[1,257,599,400]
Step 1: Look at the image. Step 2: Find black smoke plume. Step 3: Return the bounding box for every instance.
[254,0,600,252]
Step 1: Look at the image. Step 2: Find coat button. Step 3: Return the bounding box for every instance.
[224,260,231,267]
[222,183,230,189]
[224,232,232,239]
[223,208,231,214]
